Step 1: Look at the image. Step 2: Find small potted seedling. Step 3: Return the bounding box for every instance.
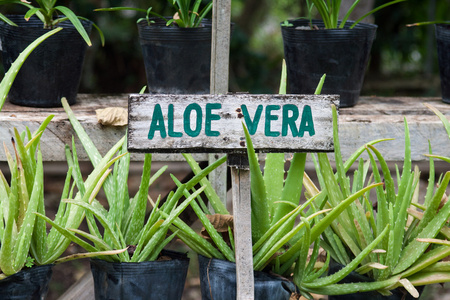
[38,98,226,299]
[293,102,450,299]
[0,0,104,107]
[280,0,404,107]
[95,0,213,94]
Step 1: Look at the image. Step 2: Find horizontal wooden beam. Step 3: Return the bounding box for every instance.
[0,94,449,162]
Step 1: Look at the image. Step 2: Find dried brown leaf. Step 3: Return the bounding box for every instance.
[201,214,234,245]
[96,107,128,126]
[206,214,234,232]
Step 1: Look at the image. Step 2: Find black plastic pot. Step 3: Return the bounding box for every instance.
[328,261,420,300]
[436,24,450,104]
[0,264,53,300]
[281,19,377,108]
[198,255,296,300]
[0,15,91,107]
[90,250,189,300]
[137,19,212,94]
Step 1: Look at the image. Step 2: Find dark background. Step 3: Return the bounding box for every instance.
[0,1,449,299]
[1,0,448,96]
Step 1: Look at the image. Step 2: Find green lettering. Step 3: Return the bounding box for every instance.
[148,104,166,139]
[241,104,263,135]
[282,104,299,137]
[205,103,221,137]
[298,105,315,137]
[168,104,182,137]
[184,103,202,137]
[265,105,280,137]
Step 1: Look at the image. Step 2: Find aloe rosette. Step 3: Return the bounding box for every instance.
[294,102,450,298]
[0,114,124,278]
[164,66,382,287]
[36,98,228,263]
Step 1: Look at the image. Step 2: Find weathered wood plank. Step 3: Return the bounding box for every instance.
[127,94,338,153]
[0,95,449,161]
[57,272,94,300]
[0,95,206,162]
[229,156,254,300]
[209,0,232,213]
[211,0,232,94]
[338,96,450,161]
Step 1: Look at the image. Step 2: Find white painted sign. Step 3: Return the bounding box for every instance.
[127,94,338,153]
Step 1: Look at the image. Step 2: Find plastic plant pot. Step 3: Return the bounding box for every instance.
[436,24,450,104]
[90,250,190,300]
[198,255,296,300]
[281,19,377,108]
[0,15,91,107]
[0,264,53,300]
[137,18,212,95]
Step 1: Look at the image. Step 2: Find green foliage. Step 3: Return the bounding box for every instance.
[41,98,226,263]
[0,0,104,45]
[167,68,380,278]
[95,0,212,28]
[294,103,450,298]
[304,0,406,29]
[25,256,35,268]
[0,113,122,278]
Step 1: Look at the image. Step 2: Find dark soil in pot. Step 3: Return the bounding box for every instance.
[137,18,212,95]
[281,19,377,108]
[0,264,53,300]
[436,24,450,104]
[0,15,91,107]
[90,250,189,300]
[198,254,296,300]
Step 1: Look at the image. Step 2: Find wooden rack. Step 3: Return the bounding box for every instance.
[1,94,448,163]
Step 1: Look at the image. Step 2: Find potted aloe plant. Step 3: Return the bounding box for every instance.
[280,0,404,107]
[162,72,383,300]
[0,0,104,107]
[36,98,227,299]
[0,28,60,299]
[290,102,450,299]
[95,0,213,94]
[0,113,124,299]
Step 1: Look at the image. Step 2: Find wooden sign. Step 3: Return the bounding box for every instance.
[127,94,338,153]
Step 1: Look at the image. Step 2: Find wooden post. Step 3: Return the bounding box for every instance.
[229,154,254,299]
[210,0,231,94]
[209,0,232,208]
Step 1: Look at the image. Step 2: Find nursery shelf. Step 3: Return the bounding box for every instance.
[0,94,448,162]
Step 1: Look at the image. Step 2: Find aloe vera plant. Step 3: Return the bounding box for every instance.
[0,114,125,279]
[0,0,104,46]
[95,0,212,28]
[37,98,228,263]
[301,0,406,29]
[293,103,450,298]
[162,67,382,286]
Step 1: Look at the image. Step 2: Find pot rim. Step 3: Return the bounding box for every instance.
[0,14,93,29]
[281,19,378,31]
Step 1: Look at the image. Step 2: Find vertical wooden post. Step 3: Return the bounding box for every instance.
[210,0,232,94]
[208,153,228,206]
[229,154,254,300]
[209,0,232,206]
[211,1,254,298]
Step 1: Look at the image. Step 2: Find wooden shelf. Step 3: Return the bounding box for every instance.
[0,94,449,162]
